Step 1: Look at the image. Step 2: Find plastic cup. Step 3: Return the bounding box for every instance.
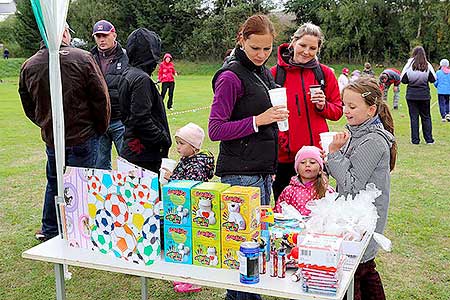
[268,87,289,132]
[159,158,177,184]
[309,85,321,103]
[319,132,338,154]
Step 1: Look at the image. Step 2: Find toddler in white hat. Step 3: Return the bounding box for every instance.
[162,122,215,183]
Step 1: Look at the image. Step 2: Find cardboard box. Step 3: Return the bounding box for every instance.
[164,225,192,264]
[341,231,370,256]
[221,186,260,234]
[162,180,200,226]
[298,233,343,268]
[221,230,260,269]
[191,182,230,230]
[192,228,221,268]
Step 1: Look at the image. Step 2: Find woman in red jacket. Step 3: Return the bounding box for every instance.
[271,22,343,200]
[158,53,177,110]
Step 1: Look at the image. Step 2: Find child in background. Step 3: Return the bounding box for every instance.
[434,58,450,122]
[350,69,361,82]
[362,62,375,77]
[327,77,397,300]
[163,122,215,182]
[274,146,331,216]
[163,122,214,293]
[338,68,350,92]
[158,53,177,110]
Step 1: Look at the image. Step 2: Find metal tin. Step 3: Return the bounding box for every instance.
[238,241,260,284]
[277,249,286,278]
[269,248,278,277]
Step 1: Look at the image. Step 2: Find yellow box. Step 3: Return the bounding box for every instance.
[221,186,260,234]
[192,228,221,268]
[221,230,260,269]
[191,182,230,230]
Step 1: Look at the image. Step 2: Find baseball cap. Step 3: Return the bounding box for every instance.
[92,20,116,36]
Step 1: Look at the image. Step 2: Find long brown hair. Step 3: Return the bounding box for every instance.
[343,77,398,171]
[236,14,276,43]
[314,172,328,198]
[411,46,428,72]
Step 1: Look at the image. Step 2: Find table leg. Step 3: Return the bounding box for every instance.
[346,277,354,300]
[141,276,148,300]
[54,264,66,300]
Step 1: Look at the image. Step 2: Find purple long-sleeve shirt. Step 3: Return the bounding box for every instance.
[209,71,256,141]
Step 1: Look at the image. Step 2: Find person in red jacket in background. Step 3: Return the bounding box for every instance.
[271,22,343,201]
[158,53,178,110]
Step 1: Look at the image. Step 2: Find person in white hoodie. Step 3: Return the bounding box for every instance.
[434,59,450,122]
[401,46,437,144]
[338,67,350,92]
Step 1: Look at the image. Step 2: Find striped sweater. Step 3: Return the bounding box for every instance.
[327,116,395,262]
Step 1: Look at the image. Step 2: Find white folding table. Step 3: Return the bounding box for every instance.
[22,235,371,300]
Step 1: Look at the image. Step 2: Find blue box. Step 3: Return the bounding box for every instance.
[162,180,200,226]
[164,225,192,264]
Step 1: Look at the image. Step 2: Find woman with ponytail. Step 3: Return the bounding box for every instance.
[326,77,397,300]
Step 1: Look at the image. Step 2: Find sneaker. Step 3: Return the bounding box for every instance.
[173,283,202,293]
[35,230,57,242]
[442,118,447,122]
[446,114,450,122]
[393,106,398,110]
[426,141,435,145]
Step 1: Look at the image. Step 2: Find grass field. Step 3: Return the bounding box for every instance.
[0,58,449,300]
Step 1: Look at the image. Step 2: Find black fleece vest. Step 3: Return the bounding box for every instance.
[212,61,278,176]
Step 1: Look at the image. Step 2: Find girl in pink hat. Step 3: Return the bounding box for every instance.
[274,145,332,216]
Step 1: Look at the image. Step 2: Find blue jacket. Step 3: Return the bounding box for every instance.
[434,68,450,95]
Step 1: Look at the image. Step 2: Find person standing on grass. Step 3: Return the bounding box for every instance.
[338,67,350,92]
[3,48,9,59]
[434,58,450,122]
[327,77,397,300]
[19,23,110,242]
[91,20,128,170]
[379,68,401,110]
[401,46,437,144]
[118,28,171,174]
[270,22,342,201]
[158,53,177,110]
[209,14,287,300]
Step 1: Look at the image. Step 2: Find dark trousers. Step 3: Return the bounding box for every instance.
[344,259,386,300]
[272,162,296,201]
[43,135,99,237]
[438,94,450,118]
[406,100,434,144]
[161,81,175,109]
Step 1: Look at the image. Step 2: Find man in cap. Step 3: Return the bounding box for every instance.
[91,20,128,169]
[19,23,110,241]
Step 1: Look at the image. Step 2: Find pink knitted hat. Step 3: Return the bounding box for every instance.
[294,146,324,173]
[175,123,205,150]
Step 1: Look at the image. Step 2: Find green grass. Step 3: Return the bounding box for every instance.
[0,62,449,300]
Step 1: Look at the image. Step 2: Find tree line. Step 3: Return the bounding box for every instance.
[1,0,449,64]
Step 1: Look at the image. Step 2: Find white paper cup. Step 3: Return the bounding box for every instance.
[159,158,177,184]
[268,87,289,132]
[319,132,338,154]
[309,85,322,103]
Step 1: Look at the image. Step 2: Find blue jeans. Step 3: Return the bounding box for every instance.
[221,174,272,300]
[438,94,450,118]
[95,119,125,170]
[42,135,99,237]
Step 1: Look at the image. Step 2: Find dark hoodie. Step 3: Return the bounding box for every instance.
[118,28,171,165]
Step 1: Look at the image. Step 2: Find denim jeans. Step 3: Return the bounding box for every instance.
[95,119,125,170]
[42,135,99,237]
[221,174,272,300]
[438,94,450,119]
[406,100,434,144]
[382,84,400,108]
[221,174,273,205]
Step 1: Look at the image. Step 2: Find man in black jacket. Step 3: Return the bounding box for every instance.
[118,28,171,173]
[91,20,128,169]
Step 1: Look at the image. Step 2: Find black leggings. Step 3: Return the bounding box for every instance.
[161,81,175,109]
